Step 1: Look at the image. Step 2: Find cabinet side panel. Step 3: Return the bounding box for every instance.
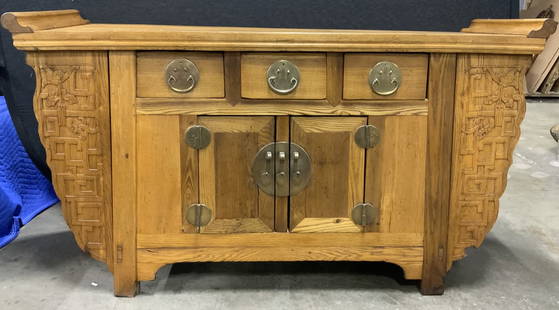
[28,51,112,266]
[447,54,531,268]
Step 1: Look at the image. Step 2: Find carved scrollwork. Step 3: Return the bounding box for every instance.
[31,54,110,264]
[448,55,530,266]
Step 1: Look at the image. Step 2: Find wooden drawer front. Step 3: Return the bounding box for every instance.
[241,53,327,99]
[343,53,428,100]
[137,52,225,98]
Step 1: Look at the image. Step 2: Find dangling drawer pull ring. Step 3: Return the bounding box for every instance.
[368,61,401,96]
[165,58,200,93]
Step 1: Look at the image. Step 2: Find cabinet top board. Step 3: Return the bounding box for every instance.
[1,9,555,54]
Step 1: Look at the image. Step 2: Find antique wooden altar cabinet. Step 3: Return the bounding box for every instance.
[2,10,554,296]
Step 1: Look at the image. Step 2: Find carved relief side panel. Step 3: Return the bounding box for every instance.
[448,54,531,267]
[28,52,112,265]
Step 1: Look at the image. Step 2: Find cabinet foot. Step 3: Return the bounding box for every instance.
[419,278,445,295]
[114,278,139,297]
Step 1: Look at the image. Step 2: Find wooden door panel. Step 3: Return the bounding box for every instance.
[365,115,427,233]
[137,115,184,235]
[198,116,275,233]
[290,117,366,232]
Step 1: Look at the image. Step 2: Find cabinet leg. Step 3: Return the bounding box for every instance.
[420,275,445,295]
[113,272,139,297]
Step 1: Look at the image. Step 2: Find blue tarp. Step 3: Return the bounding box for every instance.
[0,96,59,248]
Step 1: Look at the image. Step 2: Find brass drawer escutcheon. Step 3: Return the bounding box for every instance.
[368,61,401,96]
[251,142,311,197]
[165,58,200,93]
[266,60,300,94]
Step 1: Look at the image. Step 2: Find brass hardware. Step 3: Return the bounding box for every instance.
[184,125,211,149]
[116,245,123,264]
[184,203,212,230]
[354,125,380,149]
[165,58,200,93]
[274,142,290,197]
[266,60,300,94]
[251,142,311,197]
[351,203,379,226]
[288,143,311,196]
[368,61,401,96]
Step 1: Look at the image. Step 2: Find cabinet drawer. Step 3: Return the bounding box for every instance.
[241,53,327,99]
[343,53,428,100]
[137,52,225,98]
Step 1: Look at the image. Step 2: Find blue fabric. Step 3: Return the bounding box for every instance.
[0,96,59,248]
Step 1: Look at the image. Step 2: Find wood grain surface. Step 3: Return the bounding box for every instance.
[28,51,112,266]
[109,51,138,297]
[198,116,275,233]
[343,53,428,100]
[447,54,532,268]
[137,52,225,98]
[365,115,427,234]
[6,20,546,54]
[1,9,89,33]
[420,53,456,295]
[241,53,327,99]
[290,117,366,232]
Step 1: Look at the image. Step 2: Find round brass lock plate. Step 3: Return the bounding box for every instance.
[354,125,380,149]
[165,58,200,93]
[185,204,212,227]
[251,142,311,197]
[368,61,401,96]
[351,203,379,226]
[266,60,300,94]
[184,125,211,149]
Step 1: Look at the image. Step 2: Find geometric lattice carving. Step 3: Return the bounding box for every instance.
[29,52,111,263]
[448,55,531,266]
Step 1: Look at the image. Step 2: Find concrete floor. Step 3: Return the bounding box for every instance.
[0,101,558,310]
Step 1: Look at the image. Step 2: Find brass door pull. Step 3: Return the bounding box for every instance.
[251,142,311,197]
[293,151,301,176]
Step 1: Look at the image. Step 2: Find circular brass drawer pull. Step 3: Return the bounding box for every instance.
[368,61,401,96]
[165,58,200,93]
[266,60,300,94]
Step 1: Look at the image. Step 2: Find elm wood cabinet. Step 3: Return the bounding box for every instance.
[2,9,555,296]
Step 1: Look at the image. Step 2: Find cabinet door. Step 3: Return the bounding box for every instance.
[195,116,275,233]
[365,115,427,234]
[290,117,366,232]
